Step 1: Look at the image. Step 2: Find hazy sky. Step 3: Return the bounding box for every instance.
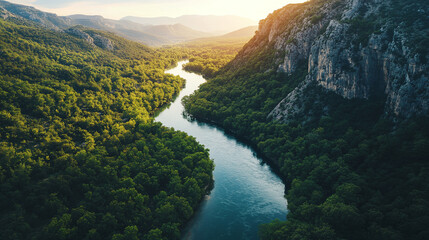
[8,0,307,21]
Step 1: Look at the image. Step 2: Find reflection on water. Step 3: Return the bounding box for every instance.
[155,61,288,240]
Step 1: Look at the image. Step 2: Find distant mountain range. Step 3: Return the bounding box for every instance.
[0,0,71,30]
[122,15,258,35]
[68,14,211,45]
[0,0,255,46]
[182,26,258,46]
[218,25,258,39]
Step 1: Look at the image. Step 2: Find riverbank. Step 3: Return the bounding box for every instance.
[156,61,287,240]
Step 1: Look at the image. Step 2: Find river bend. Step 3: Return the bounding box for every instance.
[155,61,287,240]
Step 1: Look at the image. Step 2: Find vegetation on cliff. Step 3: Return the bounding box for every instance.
[184,44,429,240]
[183,0,429,239]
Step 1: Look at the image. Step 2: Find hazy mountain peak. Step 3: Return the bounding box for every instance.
[68,14,105,20]
[0,0,71,30]
[0,0,221,46]
[122,15,257,34]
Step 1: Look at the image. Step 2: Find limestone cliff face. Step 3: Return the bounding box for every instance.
[92,34,114,51]
[231,0,429,120]
[67,27,115,50]
[0,0,72,30]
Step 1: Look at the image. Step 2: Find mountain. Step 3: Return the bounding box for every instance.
[220,25,258,39]
[173,26,258,80]
[183,0,429,239]
[0,0,71,30]
[68,14,211,45]
[122,16,176,26]
[122,15,258,34]
[67,14,166,45]
[182,25,258,47]
[141,23,211,41]
[228,0,429,120]
[0,0,212,45]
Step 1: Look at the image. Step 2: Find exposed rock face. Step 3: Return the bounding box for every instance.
[0,6,13,19]
[268,76,314,121]
[307,2,429,117]
[232,0,429,120]
[93,34,114,51]
[0,0,71,30]
[66,28,114,50]
[66,28,95,45]
[1,1,115,51]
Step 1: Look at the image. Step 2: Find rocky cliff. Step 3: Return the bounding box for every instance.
[230,0,428,121]
[66,27,114,50]
[0,1,116,51]
[0,0,71,30]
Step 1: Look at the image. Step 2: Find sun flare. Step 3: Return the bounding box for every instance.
[8,0,308,20]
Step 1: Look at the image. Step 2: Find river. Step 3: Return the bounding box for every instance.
[155,61,287,240]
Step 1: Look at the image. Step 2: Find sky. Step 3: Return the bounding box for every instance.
[8,0,307,21]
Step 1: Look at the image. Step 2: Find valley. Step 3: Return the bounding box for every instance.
[157,62,287,240]
[1,0,428,240]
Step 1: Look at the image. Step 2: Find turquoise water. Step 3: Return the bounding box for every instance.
[155,61,287,240]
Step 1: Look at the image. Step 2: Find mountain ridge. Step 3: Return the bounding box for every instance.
[68,14,212,45]
[0,11,215,239]
[0,0,218,45]
[122,15,258,35]
[181,25,258,46]
[227,0,428,120]
[220,25,258,39]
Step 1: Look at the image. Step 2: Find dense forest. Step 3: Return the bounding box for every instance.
[0,17,214,240]
[184,49,429,240]
[2,0,428,239]
[177,38,249,79]
[183,1,429,238]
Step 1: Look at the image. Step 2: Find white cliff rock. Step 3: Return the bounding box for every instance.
[232,0,428,121]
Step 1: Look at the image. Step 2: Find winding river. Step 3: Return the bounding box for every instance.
[155,61,288,240]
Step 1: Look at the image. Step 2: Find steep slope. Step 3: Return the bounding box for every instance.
[122,15,257,34]
[0,0,71,30]
[183,0,429,239]
[0,12,213,240]
[176,26,258,78]
[69,15,211,45]
[0,1,212,45]
[227,0,428,119]
[67,14,168,45]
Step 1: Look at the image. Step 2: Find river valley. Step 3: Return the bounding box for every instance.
[155,61,288,240]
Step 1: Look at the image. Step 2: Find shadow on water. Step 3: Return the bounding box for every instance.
[183,112,287,184]
[156,61,288,240]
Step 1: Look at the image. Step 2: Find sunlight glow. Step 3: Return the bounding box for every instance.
[8,0,308,21]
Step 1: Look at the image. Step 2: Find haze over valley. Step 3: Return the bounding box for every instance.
[1,0,260,45]
[0,0,428,240]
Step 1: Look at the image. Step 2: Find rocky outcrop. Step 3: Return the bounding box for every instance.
[235,0,429,120]
[66,27,114,50]
[268,76,314,121]
[66,28,95,45]
[1,1,115,51]
[306,1,429,117]
[0,0,71,30]
[0,6,13,19]
[93,34,114,50]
